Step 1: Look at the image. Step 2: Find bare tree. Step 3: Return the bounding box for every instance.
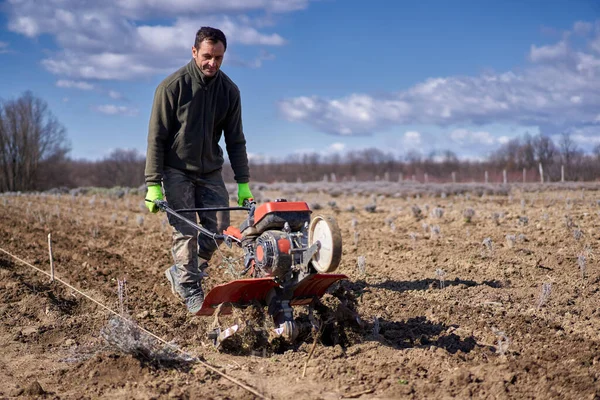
[102,149,145,187]
[559,131,579,166]
[533,134,557,165]
[0,91,70,192]
[594,144,600,161]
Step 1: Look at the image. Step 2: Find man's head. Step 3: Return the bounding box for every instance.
[192,27,227,78]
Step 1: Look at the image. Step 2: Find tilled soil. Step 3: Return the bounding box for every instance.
[1,185,599,399]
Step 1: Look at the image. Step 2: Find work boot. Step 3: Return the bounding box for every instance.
[165,265,185,300]
[181,281,204,314]
[165,264,208,314]
[164,265,205,314]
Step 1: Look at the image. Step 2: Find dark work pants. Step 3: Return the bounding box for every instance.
[162,166,230,285]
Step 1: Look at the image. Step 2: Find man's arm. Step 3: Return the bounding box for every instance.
[145,84,174,185]
[223,89,250,184]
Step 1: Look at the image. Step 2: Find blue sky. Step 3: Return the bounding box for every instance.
[0,0,599,163]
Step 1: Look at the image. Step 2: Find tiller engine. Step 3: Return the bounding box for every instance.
[155,198,346,343]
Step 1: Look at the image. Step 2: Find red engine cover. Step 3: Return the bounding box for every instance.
[253,201,311,225]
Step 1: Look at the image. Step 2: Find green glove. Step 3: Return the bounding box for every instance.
[237,182,253,206]
[145,184,163,213]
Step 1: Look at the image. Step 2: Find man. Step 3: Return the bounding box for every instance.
[144,27,253,314]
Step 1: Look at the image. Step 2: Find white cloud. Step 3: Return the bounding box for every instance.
[529,40,570,62]
[56,79,95,90]
[93,104,138,116]
[450,129,496,146]
[572,134,600,145]
[497,136,511,145]
[0,41,9,54]
[108,90,123,99]
[278,20,600,138]
[403,131,422,146]
[573,21,593,36]
[328,142,346,152]
[6,0,304,80]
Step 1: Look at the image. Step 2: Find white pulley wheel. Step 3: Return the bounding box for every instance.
[308,215,343,273]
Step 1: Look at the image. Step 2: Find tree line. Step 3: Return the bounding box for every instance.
[1,91,598,192]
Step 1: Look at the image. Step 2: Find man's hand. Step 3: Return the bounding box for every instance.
[237,182,253,206]
[145,184,164,213]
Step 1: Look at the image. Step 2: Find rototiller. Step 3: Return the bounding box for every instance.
[154,198,346,342]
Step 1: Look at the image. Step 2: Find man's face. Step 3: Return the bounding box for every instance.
[192,39,225,77]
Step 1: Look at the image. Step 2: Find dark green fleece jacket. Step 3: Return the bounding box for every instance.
[144,59,250,185]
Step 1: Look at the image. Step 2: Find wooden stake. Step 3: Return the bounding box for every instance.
[48,233,54,282]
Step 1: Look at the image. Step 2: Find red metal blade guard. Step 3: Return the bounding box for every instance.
[196,273,348,316]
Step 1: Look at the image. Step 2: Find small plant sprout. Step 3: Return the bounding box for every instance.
[491,327,510,356]
[372,316,380,336]
[136,215,144,227]
[564,215,574,229]
[390,222,397,233]
[435,268,446,289]
[91,225,100,238]
[384,215,396,227]
[422,222,430,233]
[433,207,444,219]
[565,198,573,210]
[117,278,128,315]
[351,218,358,230]
[430,225,441,239]
[520,198,526,210]
[463,208,475,223]
[411,205,422,219]
[357,256,366,277]
[518,216,529,226]
[505,234,516,248]
[364,203,376,213]
[353,231,360,247]
[537,282,552,309]
[492,212,501,226]
[572,229,583,241]
[409,232,418,242]
[578,254,586,280]
[482,237,494,257]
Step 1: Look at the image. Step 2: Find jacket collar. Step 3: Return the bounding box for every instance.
[187,58,220,87]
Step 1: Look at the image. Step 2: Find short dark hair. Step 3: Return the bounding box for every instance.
[194,27,227,51]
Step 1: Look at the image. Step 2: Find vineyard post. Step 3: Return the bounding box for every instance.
[48,233,54,282]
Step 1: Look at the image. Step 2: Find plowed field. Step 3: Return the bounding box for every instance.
[1,183,599,399]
